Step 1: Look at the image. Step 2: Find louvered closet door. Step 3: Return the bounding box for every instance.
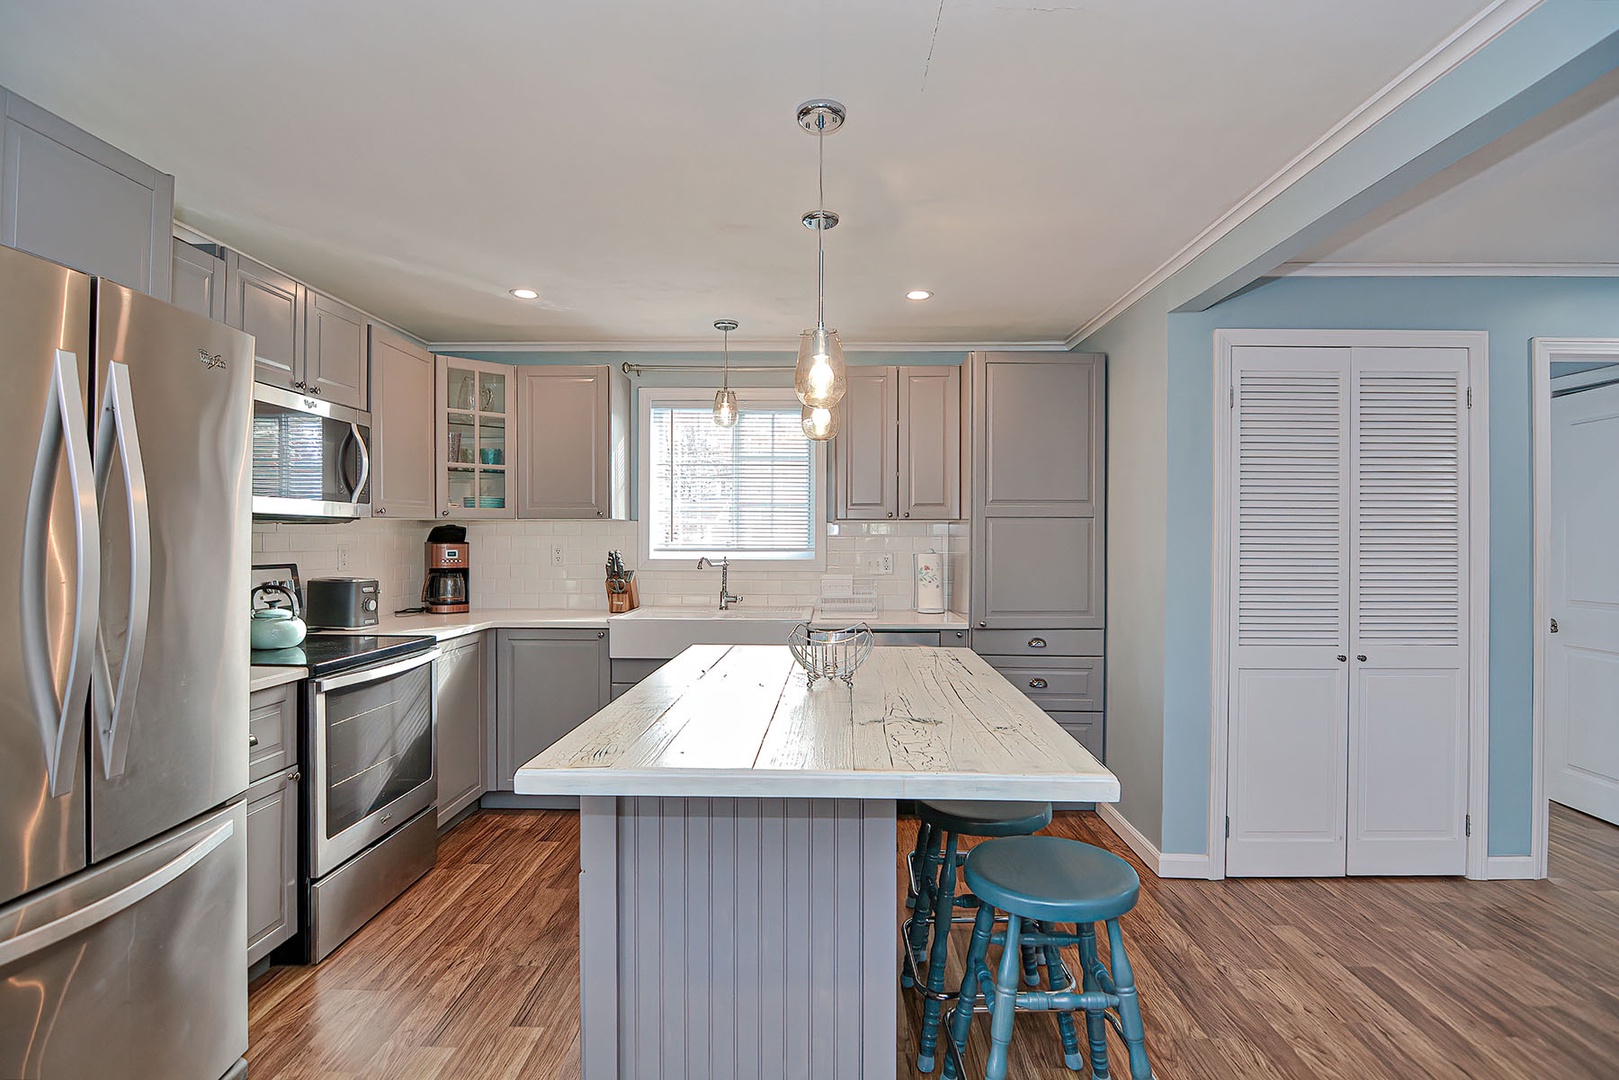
[1346,348,1470,875]
[1226,347,1352,877]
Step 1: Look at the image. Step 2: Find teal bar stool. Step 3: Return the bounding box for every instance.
[940,836,1153,1080]
[907,800,1053,1073]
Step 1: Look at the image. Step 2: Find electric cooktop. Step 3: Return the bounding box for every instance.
[250,633,436,678]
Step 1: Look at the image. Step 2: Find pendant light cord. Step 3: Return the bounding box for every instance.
[722,325,730,391]
[816,116,826,330]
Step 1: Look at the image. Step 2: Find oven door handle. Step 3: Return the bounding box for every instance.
[311,647,441,693]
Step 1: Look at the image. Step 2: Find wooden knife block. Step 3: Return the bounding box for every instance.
[607,578,639,614]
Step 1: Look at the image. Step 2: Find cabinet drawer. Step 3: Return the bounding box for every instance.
[1046,711,1104,762]
[973,628,1103,657]
[985,657,1101,712]
[248,682,298,783]
[872,631,941,646]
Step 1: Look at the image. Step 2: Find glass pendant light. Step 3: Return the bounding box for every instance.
[712,319,739,428]
[793,100,848,412]
[801,402,839,441]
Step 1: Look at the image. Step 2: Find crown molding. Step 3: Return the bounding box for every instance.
[1276,260,1619,278]
[1062,0,1543,347]
[426,338,1069,354]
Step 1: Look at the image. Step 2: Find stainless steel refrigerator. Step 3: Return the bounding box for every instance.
[0,242,254,1080]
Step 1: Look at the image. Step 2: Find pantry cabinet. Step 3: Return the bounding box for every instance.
[834,365,960,520]
[369,325,436,519]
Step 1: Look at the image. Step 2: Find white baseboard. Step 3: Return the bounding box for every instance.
[1156,852,1216,879]
[1094,803,1213,879]
[1485,854,1540,880]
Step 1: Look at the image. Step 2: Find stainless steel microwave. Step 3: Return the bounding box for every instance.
[251,384,371,520]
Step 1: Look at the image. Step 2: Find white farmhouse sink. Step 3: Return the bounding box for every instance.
[608,605,813,658]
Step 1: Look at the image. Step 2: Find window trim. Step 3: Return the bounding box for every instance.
[636,386,827,569]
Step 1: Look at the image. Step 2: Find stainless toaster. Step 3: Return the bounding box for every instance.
[304,577,381,628]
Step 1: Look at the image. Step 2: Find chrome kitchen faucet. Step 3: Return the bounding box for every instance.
[696,556,744,610]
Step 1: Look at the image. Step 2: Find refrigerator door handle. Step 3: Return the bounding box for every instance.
[92,361,152,779]
[0,817,234,969]
[21,349,100,798]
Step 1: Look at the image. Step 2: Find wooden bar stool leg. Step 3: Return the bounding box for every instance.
[1078,922,1111,1080]
[916,831,961,1072]
[983,913,1025,1080]
[942,904,996,1080]
[908,819,935,909]
[1020,920,1043,987]
[1106,918,1153,1079]
[1043,932,1083,1071]
[908,824,946,957]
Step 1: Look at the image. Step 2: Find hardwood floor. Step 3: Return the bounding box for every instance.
[248,804,1619,1079]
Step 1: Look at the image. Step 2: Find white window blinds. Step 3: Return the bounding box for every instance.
[646,404,817,559]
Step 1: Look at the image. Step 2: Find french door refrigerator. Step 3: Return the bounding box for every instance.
[0,242,254,1080]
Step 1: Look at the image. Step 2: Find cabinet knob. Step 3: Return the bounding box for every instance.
[597,510,604,517]
[1357,654,1367,662]
[978,621,987,628]
[310,386,323,395]
[954,631,964,639]
[1029,678,1048,690]
[442,510,450,517]
[1337,655,1348,662]
[1028,637,1047,649]
[376,507,386,515]
[289,771,300,785]
[597,630,605,639]
[887,512,894,518]
[903,512,910,518]
[248,733,259,747]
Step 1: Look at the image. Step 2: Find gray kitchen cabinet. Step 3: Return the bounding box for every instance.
[226,253,304,392]
[247,681,298,784]
[170,238,226,321]
[369,325,436,519]
[435,633,487,826]
[834,365,961,521]
[0,86,174,299]
[515,365,630,519]
[245,766,300,966]
[969,352,1105,629]
[974,352,1101,518]
[304,290,369,409]
[494,628,609,790]
[836,367,899,519]
[899,366,962,520]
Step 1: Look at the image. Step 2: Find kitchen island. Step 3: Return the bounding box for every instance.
[516,644,1118,1080]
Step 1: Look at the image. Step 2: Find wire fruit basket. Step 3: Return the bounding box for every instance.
[787,622,874,688]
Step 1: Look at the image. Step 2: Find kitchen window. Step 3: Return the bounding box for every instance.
[639,388,824,565]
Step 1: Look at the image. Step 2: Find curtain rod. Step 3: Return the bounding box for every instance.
[621,362,792,375]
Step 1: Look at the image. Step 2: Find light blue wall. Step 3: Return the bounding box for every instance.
[1161,275,1619,857]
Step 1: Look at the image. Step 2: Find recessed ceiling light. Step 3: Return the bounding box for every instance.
[906,289,933,301]
[510,288,539,300]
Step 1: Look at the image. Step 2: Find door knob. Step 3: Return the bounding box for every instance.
[248,733,259,747]
[1550,618,1559,634]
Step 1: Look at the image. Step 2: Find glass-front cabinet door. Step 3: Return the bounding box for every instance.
[436,355,517,519]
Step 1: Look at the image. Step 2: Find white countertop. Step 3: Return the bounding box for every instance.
[249,665,306,693]
[515,644,1117,801]
[821,610,970,632]
[317,606,967,641]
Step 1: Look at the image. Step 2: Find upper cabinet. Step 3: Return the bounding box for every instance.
[226,253,304,392]
[515,365,630,519]
[303,291,368,409]
[436,355,515,519]
[0,86,174,299]
[369,325,436,519]
[170,239,226,321]
[834,365,961,521]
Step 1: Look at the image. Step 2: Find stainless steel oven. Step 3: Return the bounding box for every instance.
[251,383,371,520]
[304,646,438,960]
[309,648,438,878]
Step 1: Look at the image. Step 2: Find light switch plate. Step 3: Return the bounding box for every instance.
[552,544,565,567]
[337,543,351,572]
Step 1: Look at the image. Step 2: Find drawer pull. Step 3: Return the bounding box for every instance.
[1028,637,1047,649]
[248,733,259,747]
[1029,678,1048,690]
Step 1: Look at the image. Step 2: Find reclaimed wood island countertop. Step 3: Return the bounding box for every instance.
[514,643,1118,802]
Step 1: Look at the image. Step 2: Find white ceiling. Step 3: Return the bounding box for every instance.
[0,0,1495,346]
[1296,70,1619,269]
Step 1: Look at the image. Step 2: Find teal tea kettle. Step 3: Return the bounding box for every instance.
[251,582,308,650]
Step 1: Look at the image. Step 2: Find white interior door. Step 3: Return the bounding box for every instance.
[1346,349,1470,875]
[1226,347,1351,877]
[1548,380,1619,825]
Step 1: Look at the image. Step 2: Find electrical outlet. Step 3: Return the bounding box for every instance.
[336,543,350,572]
[551,544,565,567]
[861,553,894,575]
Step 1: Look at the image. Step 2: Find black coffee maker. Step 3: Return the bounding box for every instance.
[423,524,470,614]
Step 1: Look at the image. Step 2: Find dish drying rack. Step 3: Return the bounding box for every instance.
[818,575,879,620]
[788,623,874,688]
